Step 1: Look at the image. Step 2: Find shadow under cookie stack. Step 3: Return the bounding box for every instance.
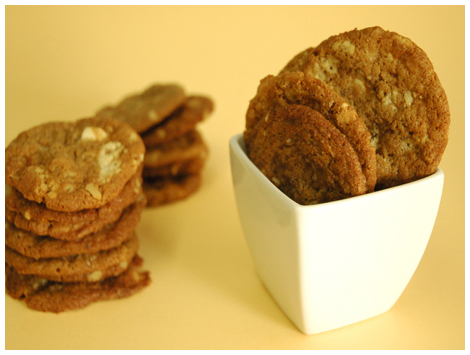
[95,84,214,207]
[5,117,151,312]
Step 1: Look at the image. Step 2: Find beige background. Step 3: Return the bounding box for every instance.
[5,5,464,350]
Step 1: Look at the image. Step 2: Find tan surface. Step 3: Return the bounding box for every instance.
[5,5,464,350]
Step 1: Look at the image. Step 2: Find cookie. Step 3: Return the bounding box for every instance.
[143,130,208,170]
[6,235,139,283]
[143,156,206,179]
[245,72,376,192]
[143,173,202,207]
[96,84,186,133]
[141,95,214,147]
[5,194,146,259]
[5,170,143,240]
[246,104,367,205]
[281,26,450,189]
[5,117,145,212]
[6,255,150,313]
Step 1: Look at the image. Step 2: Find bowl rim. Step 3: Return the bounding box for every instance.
[230,133,444,210]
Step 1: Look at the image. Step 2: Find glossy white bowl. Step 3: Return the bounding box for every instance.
[229,133,444,335]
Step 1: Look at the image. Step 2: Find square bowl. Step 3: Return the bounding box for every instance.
[229,133,444,335]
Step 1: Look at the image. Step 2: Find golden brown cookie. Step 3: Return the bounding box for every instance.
[5,195,146,259]
[5,170,143,240]
[246,104,367,205]
[143,130,208,169]
[6,235,139,283]
[5,117,145,212]
[143,157,206,179]
[6,255,150,313]
[245,72,376,192]
[141,95,214,147]
[143,173,202,207]
[96,84,186,133]
[281,26,450,189]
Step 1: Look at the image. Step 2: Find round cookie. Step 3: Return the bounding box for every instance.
[141,95,214,147]
[5,255,151,313]
[245,72,377,192]
[5,117,145,212]
[143,130,208,169]
[5,171,143,240]
[5,235,139,283]
[281,26,450,189]
[143,173,202,207]
[96,84,186,133]
[246,104,367,205]
[5,194,146,259]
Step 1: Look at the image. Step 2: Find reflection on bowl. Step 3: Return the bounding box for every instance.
[229,133,444,335]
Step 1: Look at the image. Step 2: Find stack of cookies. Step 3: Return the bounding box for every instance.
[245,26,450,205]
[5,117,151,312]
[96,84,214,207]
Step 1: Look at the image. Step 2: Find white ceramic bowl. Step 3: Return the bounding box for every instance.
[229,133,444,335]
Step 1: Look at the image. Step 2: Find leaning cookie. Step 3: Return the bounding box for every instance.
[6,235,139,283]
[6,255,150,313]
[246,104,367,205]
[96,84,186,133]
[141,95,214,147]
[5,195,146,259]
[143,173,202,207]
[245,72,376,192]
[281,26,450,189]
[5,117,145,212]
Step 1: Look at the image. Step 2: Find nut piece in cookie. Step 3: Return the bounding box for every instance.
[96,84,186,133]
[245,104,367,205]
[246,72,376,192]
[5,117,145,212]
[281,26,450,189]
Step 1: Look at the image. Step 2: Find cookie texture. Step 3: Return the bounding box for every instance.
[5,117,145,212]
[6,255,150,313]
[96,84,186,133]
[246,72,376,192]
[141,96,214,147]
[246,104,367,205]
[281,26,450,189]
